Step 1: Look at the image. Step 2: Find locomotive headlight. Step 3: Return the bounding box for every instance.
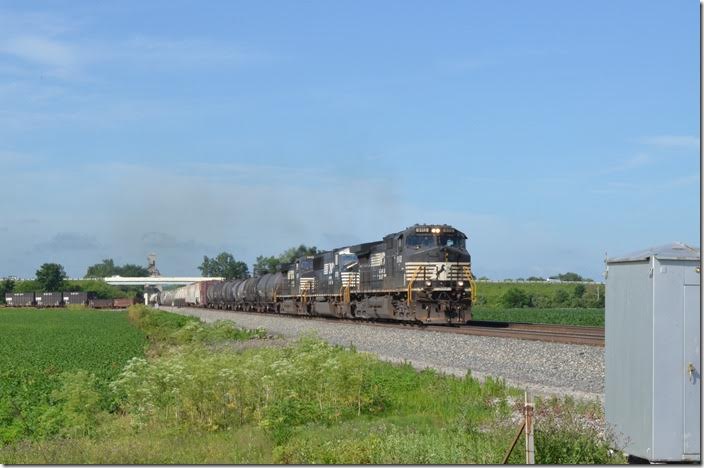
[424,280,432,287]
[457,281,464,287]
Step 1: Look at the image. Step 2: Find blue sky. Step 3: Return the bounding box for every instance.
[0,0,699,280]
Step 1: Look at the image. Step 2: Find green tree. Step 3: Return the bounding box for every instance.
[253,255,280,275]
[279,244,318,264]
[86,259,149,278]
[554,289,570,305]
[198,252,249,280]
[36,263,67,292]
[253,245,319,275]
[85,259,116,278]
[198,256,214,276]
[501,287,532,308]
[0,278,15,303]
[116,264,149,277]
[526,276,545,281]
[551,272,584,282]
[573,284,586,298]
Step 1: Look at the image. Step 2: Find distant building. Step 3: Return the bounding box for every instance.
[147,254,161,277]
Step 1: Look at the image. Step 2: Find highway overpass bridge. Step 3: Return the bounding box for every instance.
[103,276,223,286]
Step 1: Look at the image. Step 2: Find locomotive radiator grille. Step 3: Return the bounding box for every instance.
[340,272,360,287]
[299,277,316,292]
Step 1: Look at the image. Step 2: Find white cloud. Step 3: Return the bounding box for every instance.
[602,153,652,174]
[639,135,699,149]
[110,36,266,67]
[0,33,265,80]
[0,35,75,68]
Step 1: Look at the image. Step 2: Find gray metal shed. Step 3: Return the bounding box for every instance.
[605,242,700,462]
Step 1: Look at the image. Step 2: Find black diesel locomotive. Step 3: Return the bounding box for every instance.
[161,224,476,324]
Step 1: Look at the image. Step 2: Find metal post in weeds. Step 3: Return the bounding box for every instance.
[502,390,535,464]
[525,391,535,464]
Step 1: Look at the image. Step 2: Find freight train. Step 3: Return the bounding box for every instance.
[159,224,476,324]
[4,291,137,309]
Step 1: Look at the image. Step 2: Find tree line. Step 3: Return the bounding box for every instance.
[85,259,149,278]
[197,245,318,279]
[477,272,595,282]
[0,263,139,302]
[497,283,604,308]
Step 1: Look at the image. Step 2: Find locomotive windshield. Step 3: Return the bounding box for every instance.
[406,235,436,249]
[339,254,357,270]
[439,234,465,248]
[298,259,313,271]
[407,234,465,249]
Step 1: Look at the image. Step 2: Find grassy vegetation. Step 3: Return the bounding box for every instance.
[0,305,622,464]
[127,305,266,345]
[471,282,605,326]
[474,281,604,309]
[473,307,605,327]
[0,308,147,444]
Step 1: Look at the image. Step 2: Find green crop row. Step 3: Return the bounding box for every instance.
[474,281,605,309]
[472,307,604,327]
[0,308,148,443]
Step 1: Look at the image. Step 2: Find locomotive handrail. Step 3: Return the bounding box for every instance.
[338,284,352,304]
[301,284,309,304]
[406,265,426,305]
[463,266,477,299]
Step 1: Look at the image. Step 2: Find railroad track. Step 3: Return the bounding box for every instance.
[170,307,605,347]
[429,321,604,347]
[359,319,604,347]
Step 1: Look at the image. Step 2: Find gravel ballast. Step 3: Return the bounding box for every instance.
[162,306,604,401]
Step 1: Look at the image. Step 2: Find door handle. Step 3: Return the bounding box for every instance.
[688,363,696,382]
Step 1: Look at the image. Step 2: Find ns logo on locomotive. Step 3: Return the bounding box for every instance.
[160,224,476,324]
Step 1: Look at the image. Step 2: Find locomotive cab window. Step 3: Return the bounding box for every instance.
[299,259,313,272]
[439,235,465,248]
[406,235,435,249]
[339,254,357,270]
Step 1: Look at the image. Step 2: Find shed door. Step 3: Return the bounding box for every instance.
[683,282,700,455]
